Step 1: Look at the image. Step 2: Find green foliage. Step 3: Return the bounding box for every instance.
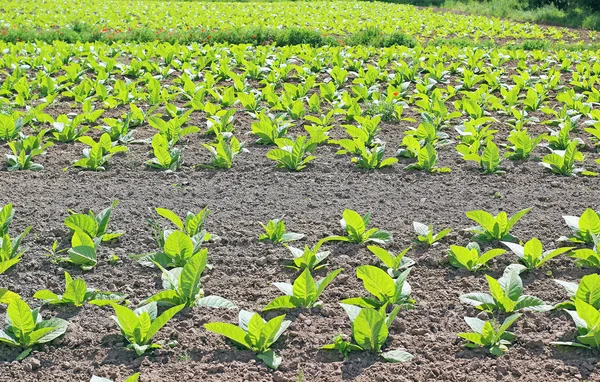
[51,114,88,143]
[552,299,600,349]
[64,200,123,242]
[34,271,125,307]
[0,226,31,275]
[341,266,414,310]
[204,310,291,369]
[505,129,545,160]
[502,238,573,269]
[323,304,413,363]
[201,133,247,169]
[541,141,594,176]
[111,302,184,355]
[263,268,343,311]
[327,209,393,245]
[6,130,53,171]
[285,239,331,271]
[142,252,236,309]
[251,113,292,145]
[448,242,506,272]
[0,299,69,360]
[457,140,505,174]
[267,136,317,171]
[560,208,600,244]
[458,313,521,356]
[465,207,531,242]
[460,264,552,313]
[554,274,600,311]
[0,114,23,142]
[404,144,450,173]
[368,245,415,276]
[259,218,304,244]
[412,221,451,246]
[73,133,128,171]
[146,133,182,171]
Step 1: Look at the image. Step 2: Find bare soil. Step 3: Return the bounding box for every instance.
[0,106,599,382]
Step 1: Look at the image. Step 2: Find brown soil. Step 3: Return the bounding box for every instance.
[0,103,599,381]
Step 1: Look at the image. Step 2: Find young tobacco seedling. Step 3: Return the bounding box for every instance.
[460,264,552,313]
[6,130,53,171]
[64,200,123,242]
[153,206,212,244]
[73,133,128,171]
[0,114,23,142]
[259,218,304,244]
[52,114,88,143]
[266,136,317,171]
[145,133,182,171]
[67,230,98,270]
[34,271,125,307]
[98,114,135,144]
[457,140,504,175]
[505,130,545,160]
[448,242,506,272]
[554,274,600,310]
[0,204,14,236]
[540,141,595,176]
[285,239,330,271]
[569,235,600,269]
[204,310,291,369]
[90,373,140,382]
[341,266,414,310]
[413,221,451,246]
[323,304,413,363]
[327,209,393,245]
[263,268,343,311]
[201,133,247,169]
[142,252,236,309]
[0,226,31,274]
[551,299,600,349]
[465,208,531,242]
[502,238,573,270]
[368,245,415,277]
[404,144,450,173]
[251,113,292,145]
[111,302,184,356]
[560,208,600,245]
[0,299,69,360]
[458,313,521,356]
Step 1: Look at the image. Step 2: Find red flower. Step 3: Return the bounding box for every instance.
[393,92,399,97]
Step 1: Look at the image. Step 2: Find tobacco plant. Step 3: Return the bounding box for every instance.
[413,221,451,246]
[448,243,506,272]
[204,310,291,369]
[66,230,98,270]
[551,299,600,349]
[460,264,552,313]
[259,218,304,244]
[111,302,184,355]
[327,209,392,245]
[404,144,450,173]
[457,140,504,175]
[0,224,31,274]
[285,239,330,271]
[266,136,317,171]
[52,114,88,143]
[458,313,521,356]
[145,133,182,171]
[323,304,413,363]
[74,133,128,171]
[540,141,593,176]
[502,238,573,270]
[64,200,123,242]
[554,274,600,311]
[0,114,23,142]
[142,252,236,309]
[504,130,545,160]
[569,235,600,268]
[263,268,342,311]
[201,133,247,169]
[0,299,69,360]
[341,266,414,310]
[465,208,531,242]
[34,271,125,307]
[560,208,600,244]
[368,245,414,277]
[6,130,53,171]
[251,113,291,145]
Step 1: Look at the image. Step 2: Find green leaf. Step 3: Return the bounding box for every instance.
[257,350,282,370]
[7,299,35,341]
[194,295,237,309]
[292,268,316,306]
[64,214,97,238]
[164,231,194,263]
[111,304,139,338]
[381,349,414,363]
[263,296,299,311]
[145,304,185,343]
[204,322,252,349]
[156,208,184,230]
[179,251,207,305]
[343,209,366,237]
[356,265,394,302]
[352,307,387,352]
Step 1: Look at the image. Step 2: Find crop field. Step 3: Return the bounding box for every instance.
[0,0,600,381]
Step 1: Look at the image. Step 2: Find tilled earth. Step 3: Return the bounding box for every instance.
[0,111,599,382]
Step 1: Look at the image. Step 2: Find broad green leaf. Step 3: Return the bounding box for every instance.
[356,265,395,301]
[179,252,207,305]
[145,304,185,342]
[156,208,184,231]
[204,322,251,349]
